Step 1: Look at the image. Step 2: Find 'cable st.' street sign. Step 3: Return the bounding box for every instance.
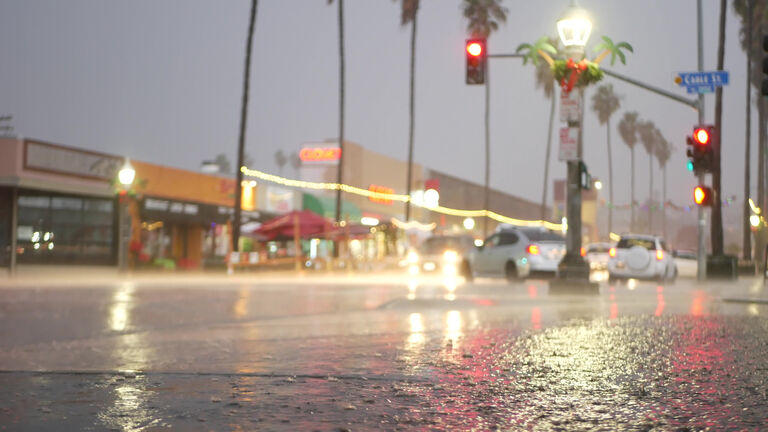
[675,71,729,94]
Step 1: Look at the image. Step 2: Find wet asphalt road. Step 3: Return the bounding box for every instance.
[1,272,768,430]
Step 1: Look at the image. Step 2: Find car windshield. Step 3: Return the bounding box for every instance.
[419,237,473,254]
[519,228,564,242]
[617,238,656,250]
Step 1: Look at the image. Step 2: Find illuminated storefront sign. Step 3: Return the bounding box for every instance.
[368,184,395,205]
[299,147,341,163]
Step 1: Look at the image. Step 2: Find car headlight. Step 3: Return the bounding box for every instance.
[407,250,419,264]
[442,250,459,263]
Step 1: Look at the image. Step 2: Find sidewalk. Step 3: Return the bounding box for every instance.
[0,264,411,288]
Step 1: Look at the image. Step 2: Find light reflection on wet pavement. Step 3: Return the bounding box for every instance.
[1,274,768,430]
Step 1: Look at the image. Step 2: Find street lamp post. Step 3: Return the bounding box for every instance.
[117,159,136,272]
[552,0,597,292]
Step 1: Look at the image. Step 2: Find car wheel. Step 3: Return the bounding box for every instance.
[505,261,519,282]
[461,260,474,282]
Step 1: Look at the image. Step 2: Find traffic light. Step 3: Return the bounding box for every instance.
[466,39,487,85]
[685,125,715,174]
[762,34,768,97]
[693,185,713,206]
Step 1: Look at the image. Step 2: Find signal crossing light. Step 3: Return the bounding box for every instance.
[762,35,768,97]
[686,124,715,174]
[693,185,713,206]
[466,38,487,85]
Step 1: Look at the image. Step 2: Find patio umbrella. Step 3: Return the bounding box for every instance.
[255,210,333,241]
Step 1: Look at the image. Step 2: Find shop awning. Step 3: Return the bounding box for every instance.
[255,210,334,241]
[302,193,361,222]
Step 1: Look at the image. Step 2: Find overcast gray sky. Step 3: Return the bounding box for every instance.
[0,0,758,211]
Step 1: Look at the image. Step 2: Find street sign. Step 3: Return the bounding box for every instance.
[675,71,729,94]
[560,90,581,122]
[558,127,578,161]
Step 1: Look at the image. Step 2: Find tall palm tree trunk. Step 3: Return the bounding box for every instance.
[404,13,417,221]
[631,147,635,232]
[759,99,766,211]
[232,0,258,253]
[607,117,613,238]
[483,65,491,237]
[540,93,555,221]
[648,155,653,234]
[743,0,754,261]
[711,0,726,256]
[663,165,667,240]
[333,0,346,257]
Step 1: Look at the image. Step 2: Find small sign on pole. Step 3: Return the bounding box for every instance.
[560,91,581,122]
[559,127,579,161]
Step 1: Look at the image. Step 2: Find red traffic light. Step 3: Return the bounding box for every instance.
[467,42,483,57]
[693,127,710,146]
[693,186,712,206]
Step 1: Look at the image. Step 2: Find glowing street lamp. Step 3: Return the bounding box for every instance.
[117,159,136,272]
[557,0,592,51]
[118,159,136,187]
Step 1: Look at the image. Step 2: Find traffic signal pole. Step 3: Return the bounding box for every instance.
[696,0,707,281]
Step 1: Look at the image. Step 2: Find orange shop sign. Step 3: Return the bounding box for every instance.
[368,184,395,205]
[299,147,341,162]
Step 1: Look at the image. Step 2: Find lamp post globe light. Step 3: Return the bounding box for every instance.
[117,159,136,272]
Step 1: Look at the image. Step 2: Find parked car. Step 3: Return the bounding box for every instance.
[464,226,564,281]
[407,234,476,276]
[607,234,677,282]
[585,242,613,270]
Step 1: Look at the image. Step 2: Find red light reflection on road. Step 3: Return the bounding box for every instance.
[531,307,541,330]
[691,291,707,316]
[655,285,665,316]
[527,285,537,298]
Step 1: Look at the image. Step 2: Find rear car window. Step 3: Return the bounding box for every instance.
[519,228,565,242]
[617,238,656,250]
[419,236,474,254]
[588,245,611,253]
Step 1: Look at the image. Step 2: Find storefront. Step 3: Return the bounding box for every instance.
[0,138,122,268]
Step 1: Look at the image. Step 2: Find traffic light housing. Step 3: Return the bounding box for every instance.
[686,125,715,174]
[578,161,592,190]
[693,185,713,206]
[762,34,768,97]
[466,39,487,85]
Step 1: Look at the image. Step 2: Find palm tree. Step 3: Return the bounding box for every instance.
[274,150,287,176]
[654,133,672,240]
[328,0,346,229]
[289,152,301,177]
[397,0,420,221]
[592,36,634,66]
[462,0,508,237]
[233,0,258,253]
[590,84,620,238]
[517,36,559,221]
[637,121,658,233]
[733,0,768,261]
[711,0,728,256]
[618,111,640,231]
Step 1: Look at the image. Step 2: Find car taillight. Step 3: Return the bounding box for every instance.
[526,244,540,255]
[609,247,616,258]
[656,250,664,260]
[580,247,586,257]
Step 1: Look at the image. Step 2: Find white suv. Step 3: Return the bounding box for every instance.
[607,234,677,282]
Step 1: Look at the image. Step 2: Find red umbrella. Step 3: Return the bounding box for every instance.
[255,210,334,241]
